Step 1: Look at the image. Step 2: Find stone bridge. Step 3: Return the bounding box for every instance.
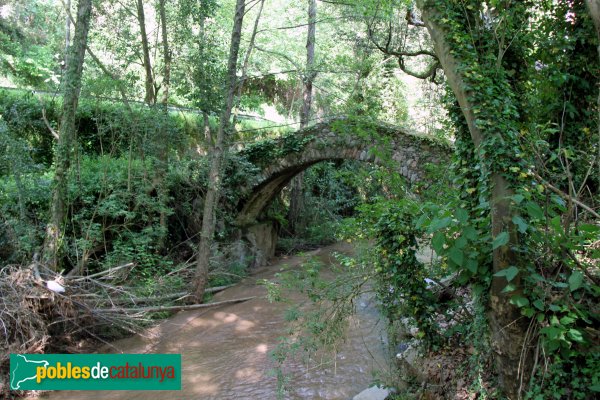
[232,117,452,266]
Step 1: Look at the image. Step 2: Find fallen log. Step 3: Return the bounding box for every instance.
[100,284,238,305]
[206,284,236,294]
[93,296,256,314]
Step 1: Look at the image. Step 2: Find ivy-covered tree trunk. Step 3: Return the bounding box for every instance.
[288,0,317,233]
[156,0,171,250]
[416,1,531,398]
[587,0,600,181]
[64,0,71,64]
[136,0,155,105]
[45,0,93,269]
[192,0,246,302]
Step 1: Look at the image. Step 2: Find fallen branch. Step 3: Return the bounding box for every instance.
[207,284,236,293]
[69,263,135,282]
[110,285,236,305]
[94,296,256,314]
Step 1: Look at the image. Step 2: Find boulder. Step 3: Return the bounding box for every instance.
[353,385,391,400]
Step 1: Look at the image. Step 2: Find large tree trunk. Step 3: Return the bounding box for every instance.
[136,0,155,105]
[45,0,93,269]
[158,0,170,108]
[416,2,530,398]
[288,0,317,234]
[64,0,71,66]
[153,0,171,250]
[587,0,600,61]
[300,0,316,129]
[586,0,600,182]
[192,0,246,302]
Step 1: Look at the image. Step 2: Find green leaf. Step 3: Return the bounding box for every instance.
[568,329,584,343]
[526,202,544,219]
[502,283,517,293]
[455,208,469,223]
[540,326,562,340]
[512,194,525,204]
[568,271,583,291]
[533,299,544,311]
[432,232,445,254]
[550,216,564,235]
[512,215,528,233]
[522,307,535,317]
[455,236,467,249]
[492,232,509,249]
[549,304,561,312]
[550,194,566,210]
[428,217,452,233]
[463,226,477,240]
[510,294,529,308]
[536,313,545,323]
[560,316,575,325]
[494,266,519,282]
[589,384,600,392]
[448,247,464,267]
[465,259,478,273]
[472,284,485,297]
[578,224,600,233]
[415,214,428,229]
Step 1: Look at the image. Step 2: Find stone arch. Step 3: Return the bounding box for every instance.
[235,117,452,227]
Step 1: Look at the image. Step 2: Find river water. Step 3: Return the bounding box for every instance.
[45,242,391,400]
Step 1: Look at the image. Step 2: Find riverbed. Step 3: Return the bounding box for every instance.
[45,242,391,399]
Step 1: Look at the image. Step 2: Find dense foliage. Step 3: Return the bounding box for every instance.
[0,0,598,398]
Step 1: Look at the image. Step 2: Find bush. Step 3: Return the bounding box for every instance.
[0,89,200,169]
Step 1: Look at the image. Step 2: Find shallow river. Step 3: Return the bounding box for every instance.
[46,242,391,400]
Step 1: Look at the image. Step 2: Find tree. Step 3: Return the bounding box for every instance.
[155,0,171,249]
[587,0,600,180]
[64,0,71,64]
[45,0,93,268]
[234,0,266,123]
[288,0,317,234]
[136,0,156,104]
[0,0,64,87]
[158,0,171,108]
[414,2,528,396]
[193,0,246,302]
[413,1,598,397]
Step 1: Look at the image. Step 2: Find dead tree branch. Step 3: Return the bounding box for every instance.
[95,296,256,314]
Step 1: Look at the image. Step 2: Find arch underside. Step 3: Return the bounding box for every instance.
[236,135,450,226]
[237,157,346,227]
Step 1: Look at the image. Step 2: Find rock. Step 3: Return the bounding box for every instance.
[396,340,421,365]
[395,342,410,354]
[353,385,391,400]
[409,326,420,337]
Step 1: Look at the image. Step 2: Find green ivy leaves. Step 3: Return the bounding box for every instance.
[492,231,509,249]
[568,271,583,292]
[494,265,519,282]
